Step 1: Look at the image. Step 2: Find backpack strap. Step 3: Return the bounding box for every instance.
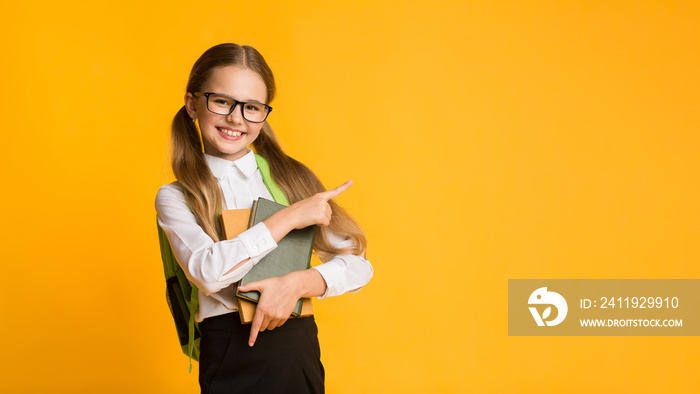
[255,153,290,206]
[186,284,199,372]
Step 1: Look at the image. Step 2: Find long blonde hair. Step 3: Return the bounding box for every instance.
[171,43,366,261]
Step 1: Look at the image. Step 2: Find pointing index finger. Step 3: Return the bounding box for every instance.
[319,180,353,201]
[249,312,262,346]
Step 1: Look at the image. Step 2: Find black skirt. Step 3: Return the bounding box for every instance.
[198,312,325,394]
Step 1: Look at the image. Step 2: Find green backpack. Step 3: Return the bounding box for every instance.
[157,153,289,372]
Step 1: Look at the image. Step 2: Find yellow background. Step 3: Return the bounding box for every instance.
[2,1,699,392]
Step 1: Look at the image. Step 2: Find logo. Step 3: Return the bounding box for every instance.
[528,287,568,326]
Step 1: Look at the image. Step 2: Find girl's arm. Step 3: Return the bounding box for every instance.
[261,180,353,242]
[311,229,373,298]
[156,184,279,295]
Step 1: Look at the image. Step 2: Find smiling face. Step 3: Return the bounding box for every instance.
[185,66,268,161]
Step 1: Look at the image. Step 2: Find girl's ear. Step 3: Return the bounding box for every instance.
[184,92,197,120]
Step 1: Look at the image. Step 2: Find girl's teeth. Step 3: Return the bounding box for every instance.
[219,128,242,137]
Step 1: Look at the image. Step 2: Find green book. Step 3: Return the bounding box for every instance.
[235,198,316,316]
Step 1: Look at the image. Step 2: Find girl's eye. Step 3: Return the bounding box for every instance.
[245,104,262,112]
[213,99,232,106]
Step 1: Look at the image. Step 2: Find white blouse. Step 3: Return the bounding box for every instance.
[155,149,373,322]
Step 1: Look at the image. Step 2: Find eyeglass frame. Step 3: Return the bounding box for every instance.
[192,92,273,123]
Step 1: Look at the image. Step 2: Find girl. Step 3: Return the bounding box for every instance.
[155,43,372,393]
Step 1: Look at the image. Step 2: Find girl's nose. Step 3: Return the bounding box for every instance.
[227,103,244,123]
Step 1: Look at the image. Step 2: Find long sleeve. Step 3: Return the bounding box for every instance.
[312,229,373,299]
[155,184,277,296]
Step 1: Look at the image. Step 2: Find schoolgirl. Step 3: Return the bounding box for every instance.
[155,43,372,394]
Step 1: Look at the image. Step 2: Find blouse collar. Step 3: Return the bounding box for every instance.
[203,149,258,180]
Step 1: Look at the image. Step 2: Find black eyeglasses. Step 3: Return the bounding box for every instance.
[193,92,272,123]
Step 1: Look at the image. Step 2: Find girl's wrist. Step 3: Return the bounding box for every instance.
[283,271,306,298]
[263,208,297,243]
[285,269,327,298]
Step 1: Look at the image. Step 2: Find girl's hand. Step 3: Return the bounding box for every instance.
[263,181,353,242]
[288,180,353,229]
[238,269,325,346]
[238,275,298,346]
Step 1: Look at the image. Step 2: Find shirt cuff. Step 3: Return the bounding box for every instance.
[237,222,277,263]
[311,264,345,299]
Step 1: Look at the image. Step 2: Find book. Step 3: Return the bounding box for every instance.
[219,199,314,324]
[220,208,251,240]
[237,198,316,316]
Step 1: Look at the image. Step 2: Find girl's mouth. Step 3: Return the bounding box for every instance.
[217,127,244,138]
